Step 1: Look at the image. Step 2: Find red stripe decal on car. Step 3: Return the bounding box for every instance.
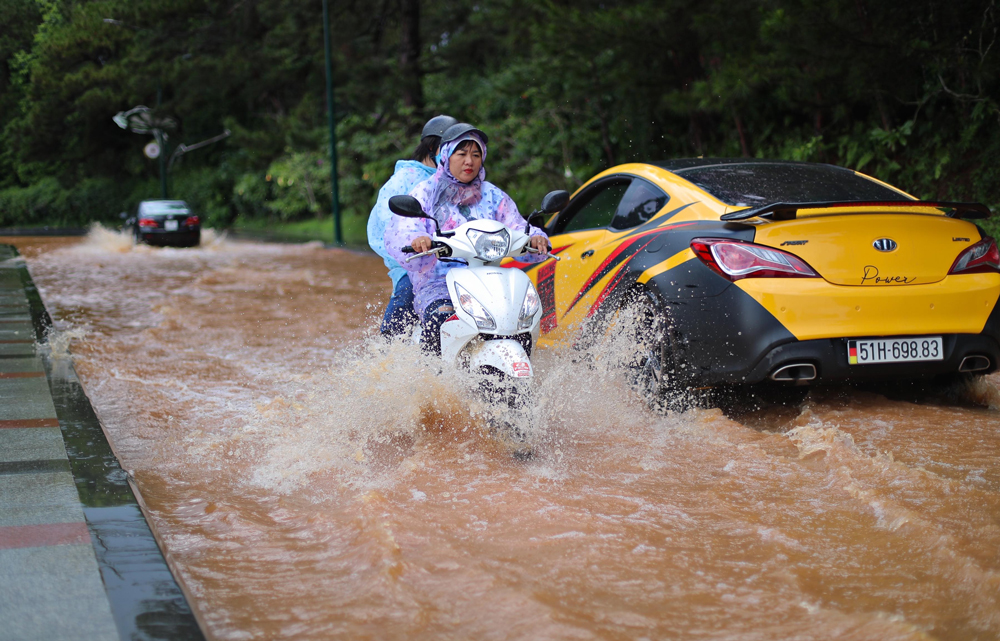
[565,230,664,314]
[537,261,558,334]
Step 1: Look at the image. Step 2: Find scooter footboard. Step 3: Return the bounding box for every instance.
[469,340,533,378]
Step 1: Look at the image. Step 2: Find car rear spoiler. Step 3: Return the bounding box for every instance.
[720,200,992,222]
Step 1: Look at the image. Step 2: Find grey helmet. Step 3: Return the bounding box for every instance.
[421,115,458,139]
[441,122,489,145]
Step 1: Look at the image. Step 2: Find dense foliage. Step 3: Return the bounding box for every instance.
[1,0,998,239]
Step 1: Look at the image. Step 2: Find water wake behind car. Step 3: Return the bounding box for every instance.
[5,228,1000,640]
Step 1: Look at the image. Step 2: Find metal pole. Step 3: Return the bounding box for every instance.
[322,0,343,245]
[157,84,168,199]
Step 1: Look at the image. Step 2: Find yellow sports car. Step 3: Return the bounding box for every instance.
[508,159,999,403]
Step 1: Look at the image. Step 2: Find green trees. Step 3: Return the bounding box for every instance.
[1,0,998,237]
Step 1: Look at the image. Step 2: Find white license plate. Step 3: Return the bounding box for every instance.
[848,337,943,364]
[164,219,179,231]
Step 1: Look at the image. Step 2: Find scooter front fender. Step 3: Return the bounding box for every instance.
[468,340,533,379]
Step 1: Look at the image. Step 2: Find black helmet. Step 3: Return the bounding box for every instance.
[421,115,458,139]
[441,122,489,145]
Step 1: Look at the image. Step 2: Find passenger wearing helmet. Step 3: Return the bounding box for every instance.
[385,124,549,355]
[368,114,458,337]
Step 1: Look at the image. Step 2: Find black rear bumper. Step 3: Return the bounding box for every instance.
[138,229,200,247]
[650,265,1000,387]
[743,333,1000,384]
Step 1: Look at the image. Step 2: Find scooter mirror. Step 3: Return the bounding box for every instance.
[389,194,442,235]
[526,190,571,229]
[539,190,570,214]
[388,195,429,219]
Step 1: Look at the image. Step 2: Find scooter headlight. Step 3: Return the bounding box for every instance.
[466,228,511,261]
[518,282,540,330]
[455,283,496,330]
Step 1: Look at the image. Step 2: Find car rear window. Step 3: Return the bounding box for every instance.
[141,201,190,215]
[673,163,908,207]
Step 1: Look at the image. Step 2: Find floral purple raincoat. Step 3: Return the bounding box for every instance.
[366,159,435,289]
[384,133,548,317]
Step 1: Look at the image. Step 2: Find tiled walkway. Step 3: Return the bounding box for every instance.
[0,245,203,641]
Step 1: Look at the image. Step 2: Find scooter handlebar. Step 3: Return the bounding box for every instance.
[403,241,452,263]
[524,245,561,261]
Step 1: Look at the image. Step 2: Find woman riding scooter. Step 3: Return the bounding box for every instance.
[384,123,549,354]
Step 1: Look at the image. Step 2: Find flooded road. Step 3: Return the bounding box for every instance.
[5,228,1000,640]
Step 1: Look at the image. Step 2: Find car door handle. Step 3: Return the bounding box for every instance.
[581,249,594,258]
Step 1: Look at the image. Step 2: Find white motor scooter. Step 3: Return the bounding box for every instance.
[388,192,567,450]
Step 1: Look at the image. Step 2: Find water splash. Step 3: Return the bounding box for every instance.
[186,319,658,496]
[39,323,89,360]
[79,223,135,253]
[959,374,1000,410]
[75,223,228,254]
[193,288,665,494]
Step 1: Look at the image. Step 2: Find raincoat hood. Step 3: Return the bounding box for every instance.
[429,132,487,208]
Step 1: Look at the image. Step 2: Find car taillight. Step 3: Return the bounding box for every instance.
[691,238,820,281]
[184,216,200,226]
[138,218,158,228]
[949,237,1000,274]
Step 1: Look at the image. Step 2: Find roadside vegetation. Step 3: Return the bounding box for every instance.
[231,214,367,246]
[1,0,999,242]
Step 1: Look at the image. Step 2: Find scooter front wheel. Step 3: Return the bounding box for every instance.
[477,365,535,459]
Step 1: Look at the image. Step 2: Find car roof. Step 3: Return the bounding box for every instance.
[649,158,909,206]
[652,157,843,173]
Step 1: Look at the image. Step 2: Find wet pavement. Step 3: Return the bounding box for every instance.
[0,243,202,640]
[4,229,1000,641]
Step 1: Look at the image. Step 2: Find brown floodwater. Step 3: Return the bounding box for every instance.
[5,227,1000,641]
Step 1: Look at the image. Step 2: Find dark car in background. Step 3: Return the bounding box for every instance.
[127,200,201,247]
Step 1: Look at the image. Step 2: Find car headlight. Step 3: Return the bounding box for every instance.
[455,283,496,330]
[518,282,540,330]
[466,228,511,261]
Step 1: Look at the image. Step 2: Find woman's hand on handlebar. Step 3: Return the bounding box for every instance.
[529,235,549,253]
[411,236,433,253]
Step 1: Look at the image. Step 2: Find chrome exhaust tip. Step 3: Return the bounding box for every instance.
[959,355,992,373]
[770,363,817,382]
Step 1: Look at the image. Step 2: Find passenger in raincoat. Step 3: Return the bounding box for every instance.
[367,114,458,337]
[385,124,549,355]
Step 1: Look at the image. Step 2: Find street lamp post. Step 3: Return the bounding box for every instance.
[113,105,230,198]
[322,0,343,246]
[104,19,170,198]
[156,84,167,198]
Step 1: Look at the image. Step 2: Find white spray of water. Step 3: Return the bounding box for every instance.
[76,222,229,254]
[960,374,1000,410]
[38,324,89,361]
[178,308,661,496]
